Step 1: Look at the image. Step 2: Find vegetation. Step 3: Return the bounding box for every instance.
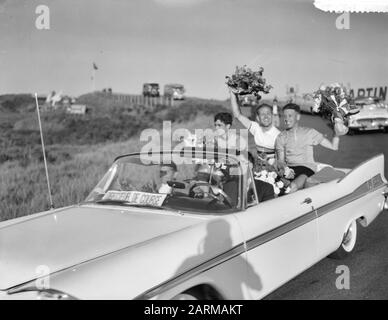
[0,93,228,221]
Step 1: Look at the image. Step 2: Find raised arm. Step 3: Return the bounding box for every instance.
[229,88,252,129]
[319,135,339,150]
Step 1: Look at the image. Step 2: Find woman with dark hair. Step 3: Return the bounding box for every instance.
[213,112,247,152]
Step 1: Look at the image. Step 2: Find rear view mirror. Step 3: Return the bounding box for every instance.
[167,181,185,189]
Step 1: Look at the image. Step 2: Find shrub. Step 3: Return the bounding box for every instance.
[165,100,229,123]
[0,94,35,113]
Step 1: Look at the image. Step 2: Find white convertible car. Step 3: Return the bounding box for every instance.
[0,148,387,300]
[348,97,388,134]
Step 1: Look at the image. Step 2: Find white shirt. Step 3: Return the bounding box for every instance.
[249,122,280,151]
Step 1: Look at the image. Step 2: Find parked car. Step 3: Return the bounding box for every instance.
[348,97,388,134]
[142,83,160,97]
[164,84,185,100]
[0,149,387,300]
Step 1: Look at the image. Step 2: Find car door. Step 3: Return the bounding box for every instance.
[234,174,319,299]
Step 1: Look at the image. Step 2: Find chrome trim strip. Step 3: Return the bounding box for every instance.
[134,243,246,300]
[136,174,385,299]
[317,174,385,217]
[6,287,77,300]
[245,210,317,251]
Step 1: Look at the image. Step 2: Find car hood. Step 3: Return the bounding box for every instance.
[0,205,204,290]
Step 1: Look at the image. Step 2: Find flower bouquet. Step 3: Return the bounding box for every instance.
[226,65,273,98]
[313,83,359,136]
[254,170,289,195]
[252,155,294,196]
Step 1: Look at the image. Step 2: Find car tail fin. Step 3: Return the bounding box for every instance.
[338,153,386,187]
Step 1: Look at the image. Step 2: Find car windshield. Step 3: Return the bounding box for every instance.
[84,151,243,214]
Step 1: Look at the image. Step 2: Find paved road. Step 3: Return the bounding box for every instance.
[265,209,388,300]
[245,113,388,300]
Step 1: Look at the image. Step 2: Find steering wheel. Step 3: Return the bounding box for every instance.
[188,182,233,208]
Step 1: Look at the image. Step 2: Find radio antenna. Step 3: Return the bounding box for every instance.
[34,93,54,209]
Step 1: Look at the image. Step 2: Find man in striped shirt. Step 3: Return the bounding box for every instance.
[229,89,280,161]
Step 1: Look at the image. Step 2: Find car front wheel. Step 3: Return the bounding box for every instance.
[329,220,358,259]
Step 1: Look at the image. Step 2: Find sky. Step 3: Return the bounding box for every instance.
[0,0,387,100]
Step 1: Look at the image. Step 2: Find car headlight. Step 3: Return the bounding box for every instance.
[5,286,76,300]
[383,187,388,210]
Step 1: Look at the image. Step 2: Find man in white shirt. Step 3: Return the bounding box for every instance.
[229,89,280,158]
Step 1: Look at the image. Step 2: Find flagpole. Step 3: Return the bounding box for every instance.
[92,67,96,92]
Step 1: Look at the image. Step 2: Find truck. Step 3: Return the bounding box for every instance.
[142,83,160,97]
[163,84,185,100]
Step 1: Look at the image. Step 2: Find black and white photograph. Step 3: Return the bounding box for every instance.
[0,0,388,302]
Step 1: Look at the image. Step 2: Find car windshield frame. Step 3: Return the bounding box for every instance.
[83,149,245,215]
